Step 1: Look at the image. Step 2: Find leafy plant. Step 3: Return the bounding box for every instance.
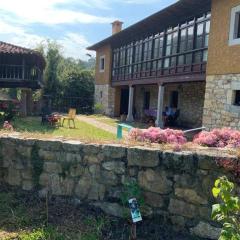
[94,103,104,114]
[212,176,240,240]
[120,180,144,219]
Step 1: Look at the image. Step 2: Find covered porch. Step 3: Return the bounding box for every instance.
[114,81,206,129]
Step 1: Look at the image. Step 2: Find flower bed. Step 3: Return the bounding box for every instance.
[193,128,240,148]
[129,127,240,150]
[129,127,187,145]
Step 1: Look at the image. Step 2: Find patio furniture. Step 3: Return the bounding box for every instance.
[62,108,76,128]
[117,123,133,139]
[47,113,61,127]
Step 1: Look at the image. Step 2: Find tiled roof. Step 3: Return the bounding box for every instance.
[0,41,46,68]
[0,41,39,55]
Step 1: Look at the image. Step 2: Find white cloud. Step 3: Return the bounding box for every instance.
[0,0,114,25]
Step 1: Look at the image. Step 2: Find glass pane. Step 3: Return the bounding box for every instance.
[180,41,186,52]
[185,54,192,64]
[204,35,209,47]
[196,37,203,48]
[206,21,211,34]
[164,58,170,68]
[173,32,178,44]
[188,26,194,38]
[171,57,177,67]
[186,40,193,50]
[203,50,208,62]
[157,60,162,70]
[152,61,157,70]
[237,13,240,38]
[167,34,172,44]
[178,55,184,65]
[194,51,202,63]
[166,46,171,56]
[197,23,204,36]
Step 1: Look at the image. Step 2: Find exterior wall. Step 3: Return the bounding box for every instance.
[207,0,240,75]
[203,0,240,129]
[134,82,205,128]
[94,44,115,116]
[95,84,115,116]
[1,136,237,239]
[203,74,240,129]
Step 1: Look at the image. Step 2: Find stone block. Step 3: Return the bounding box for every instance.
[92,202,125,218]
[50,175,74,196]
[168,199,198,218]
[100,170,119,186]
[70,164,84,177]
[138,169,172,194]
[6,167,21,186]
[128,148,159,167]
[102,145,127,159]
[38,150,57,161]
[65,153,82,163]
[43,162,62,174]
[190,222,221,239]
[175,188,208,205]
[102,161,125,174]
[143,191,165,208]
[88,182,106,200]
[22,180,34,191]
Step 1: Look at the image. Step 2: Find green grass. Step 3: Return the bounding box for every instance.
[87,114,147,129]
[11,117,116,142]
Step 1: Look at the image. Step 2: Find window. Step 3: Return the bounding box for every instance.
[229,5,240,45]
[234,90,240,106]
[99,55,105,72]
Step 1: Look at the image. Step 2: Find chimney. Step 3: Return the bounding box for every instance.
[111,20,123,35]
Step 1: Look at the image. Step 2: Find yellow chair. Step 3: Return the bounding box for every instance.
[62,108,76,128]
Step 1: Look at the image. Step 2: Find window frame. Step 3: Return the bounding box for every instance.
[99,55,105,73]
[229,5,240,46]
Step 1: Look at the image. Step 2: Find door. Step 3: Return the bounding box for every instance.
[120,88,129,115]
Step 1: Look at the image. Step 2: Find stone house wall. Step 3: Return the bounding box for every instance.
[95,84,116,116]
[134,82,205,128]
[0,136,237,239]
[203,74,240,130]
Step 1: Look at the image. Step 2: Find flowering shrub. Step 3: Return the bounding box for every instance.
[129,127,187,145]
[3,121,14,131]
[193,128,240,148]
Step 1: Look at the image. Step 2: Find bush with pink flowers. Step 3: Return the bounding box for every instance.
[193,128,240,148]
[129,127,187,145]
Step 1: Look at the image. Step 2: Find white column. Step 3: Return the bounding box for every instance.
[155,84,165,128]
[126,85,134,122]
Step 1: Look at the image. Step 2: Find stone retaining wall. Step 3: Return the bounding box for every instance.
[0,135,238,239]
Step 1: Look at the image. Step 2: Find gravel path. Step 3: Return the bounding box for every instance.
[77,115,128,137]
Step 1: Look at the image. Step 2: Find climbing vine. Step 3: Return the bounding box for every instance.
[31,144,44,187]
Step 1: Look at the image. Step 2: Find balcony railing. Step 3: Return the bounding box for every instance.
[0,64,43,83]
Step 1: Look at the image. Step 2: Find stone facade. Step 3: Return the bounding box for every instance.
[95,84,116,116]
[203,74,240,130]
[0,135,237,239]
[134,82,205,128]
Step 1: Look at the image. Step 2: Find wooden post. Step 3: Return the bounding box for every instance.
[155,84,165,128]
[126,85,134,122]
[22,57,25,80]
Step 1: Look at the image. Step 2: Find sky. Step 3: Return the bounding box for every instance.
[0,0,176,60]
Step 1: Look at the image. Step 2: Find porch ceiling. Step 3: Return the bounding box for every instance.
[111,73,206,87]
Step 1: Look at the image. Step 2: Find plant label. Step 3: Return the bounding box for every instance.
[128,198,142,223]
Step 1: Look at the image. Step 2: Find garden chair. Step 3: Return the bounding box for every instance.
[62,108,76,128]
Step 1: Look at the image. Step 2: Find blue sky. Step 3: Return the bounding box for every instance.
[0,0,176,60]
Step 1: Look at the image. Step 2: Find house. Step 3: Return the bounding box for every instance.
[88,0,240,129]
[0,41,45,116]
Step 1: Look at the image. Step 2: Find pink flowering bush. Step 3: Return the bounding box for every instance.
[129,127,187,145]
[193,128,240,148]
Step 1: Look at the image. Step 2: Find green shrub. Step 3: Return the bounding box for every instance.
[212,176,240,240]
[94,103,104,114]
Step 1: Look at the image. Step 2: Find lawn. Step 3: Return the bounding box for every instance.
[10,117,116,142]
[87,115,147,129]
